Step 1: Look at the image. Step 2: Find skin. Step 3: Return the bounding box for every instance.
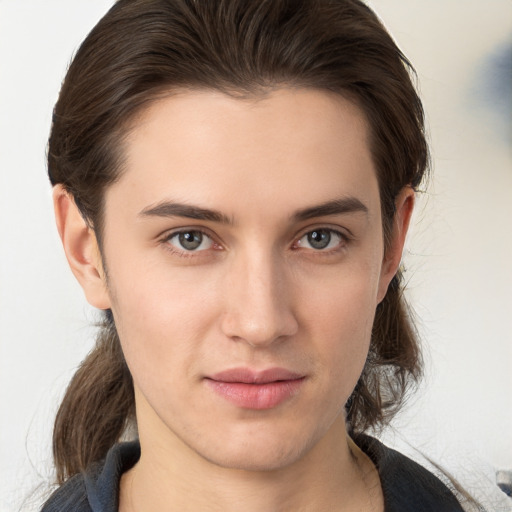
[54,88,414,512]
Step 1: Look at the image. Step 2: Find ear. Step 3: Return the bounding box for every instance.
[377,186,415,303]
[53,185,111,310]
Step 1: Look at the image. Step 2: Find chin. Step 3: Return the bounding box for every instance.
[186,423,322,473]
[200,443,306,472]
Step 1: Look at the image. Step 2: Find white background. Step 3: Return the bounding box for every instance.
[1,1,511,510]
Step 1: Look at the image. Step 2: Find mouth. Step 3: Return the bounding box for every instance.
[204,367,305,410]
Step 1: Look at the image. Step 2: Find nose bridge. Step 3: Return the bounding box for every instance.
[221,244,297,346]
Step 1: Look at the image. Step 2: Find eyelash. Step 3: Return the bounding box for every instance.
[292,228,350,254]
[161,228,220,259]
[159,226,350,258]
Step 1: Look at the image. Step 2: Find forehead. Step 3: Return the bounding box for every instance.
[107,88,380,223]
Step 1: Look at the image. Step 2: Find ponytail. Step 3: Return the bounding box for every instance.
[346,270,422,433]
[52,313,134,483]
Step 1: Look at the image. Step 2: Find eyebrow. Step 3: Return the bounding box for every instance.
[139,201,232,224]
[139,196,368,224]
[292,197,369,222]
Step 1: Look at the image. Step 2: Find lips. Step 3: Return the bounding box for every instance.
[204,368,305,410]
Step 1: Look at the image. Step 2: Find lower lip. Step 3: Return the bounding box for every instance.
[205,378,305,410]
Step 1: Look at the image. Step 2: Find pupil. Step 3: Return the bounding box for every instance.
[308,230,331,249]
[179,231,203,250]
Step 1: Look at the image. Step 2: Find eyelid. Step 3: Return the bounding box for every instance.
[295,223,352,242]
[159,225,218,242]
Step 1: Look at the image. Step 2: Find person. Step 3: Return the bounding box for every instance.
[40,0,479,510]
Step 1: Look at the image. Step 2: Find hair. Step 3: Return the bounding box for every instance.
[48,0,428,484]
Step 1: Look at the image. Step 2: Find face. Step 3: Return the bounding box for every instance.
[98,88,398,471]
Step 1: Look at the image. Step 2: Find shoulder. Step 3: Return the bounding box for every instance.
[41,442,140,512]
[354,434,465,512]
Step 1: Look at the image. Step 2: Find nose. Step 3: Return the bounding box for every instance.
[220,250,299,348]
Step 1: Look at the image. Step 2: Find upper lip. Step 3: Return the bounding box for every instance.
[207,367,304,384]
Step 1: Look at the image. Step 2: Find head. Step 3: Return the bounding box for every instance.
[49,0,427,482]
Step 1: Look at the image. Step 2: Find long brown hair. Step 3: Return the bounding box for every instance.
[48,0,428,484]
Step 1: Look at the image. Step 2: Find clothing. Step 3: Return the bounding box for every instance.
[41,435,464,512]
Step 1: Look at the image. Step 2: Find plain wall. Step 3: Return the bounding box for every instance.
[1,1,511,510]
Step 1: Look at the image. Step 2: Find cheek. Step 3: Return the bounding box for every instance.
[299,261,380,386]
[106,261,221,391]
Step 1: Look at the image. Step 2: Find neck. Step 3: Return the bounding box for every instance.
[120,417,381,512]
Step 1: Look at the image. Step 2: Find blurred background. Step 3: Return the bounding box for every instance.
[1,0,511,510]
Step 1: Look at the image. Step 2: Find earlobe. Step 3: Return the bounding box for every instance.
[377,186,415,303]
[53,185,111,310]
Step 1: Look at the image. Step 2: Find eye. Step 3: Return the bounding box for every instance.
[296,228,345,251]
[167,230,213,252]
